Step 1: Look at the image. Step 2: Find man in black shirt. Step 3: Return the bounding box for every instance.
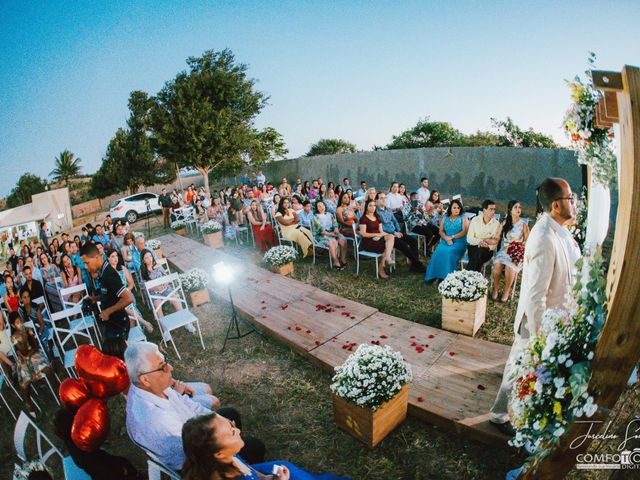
[158,187,172,229]
[22,265,45,300]
[80,243,133,340]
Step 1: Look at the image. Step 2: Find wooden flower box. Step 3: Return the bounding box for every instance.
[189,288,210,307]
[271,262,294,276]
[174,228,187,236]
[332,384,409,448]
[204,231,224,249]
[441,295,487,336]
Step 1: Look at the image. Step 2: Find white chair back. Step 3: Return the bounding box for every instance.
[14,411,63,466]
[0,368,22,420]
[60,284,89,310]
[144,273,188,319]
[452,194,462,202]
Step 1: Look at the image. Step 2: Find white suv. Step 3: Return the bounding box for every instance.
[109,192,161,224]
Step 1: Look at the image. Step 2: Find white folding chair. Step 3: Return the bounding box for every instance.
[127,424,181,480]
[156,257,172,274]
[273,221,296,250]
[441,199,451,209]
[452,194,462,204]
[50,306,95,378]
[14,411,91,480]
[311,228,333,268]
[144,273,204,360]
[126,306,147,344]
[0,367,22,420]
[352,224,394,279]
[60,284,89,310]
[404,221,427,257]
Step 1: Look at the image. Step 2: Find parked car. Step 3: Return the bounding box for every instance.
[109,192,161,224]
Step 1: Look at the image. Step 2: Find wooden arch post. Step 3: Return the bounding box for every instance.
[522,65,640,478]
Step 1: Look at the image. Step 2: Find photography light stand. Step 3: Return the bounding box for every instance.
[214,261,256,352]
[144,199,152,239]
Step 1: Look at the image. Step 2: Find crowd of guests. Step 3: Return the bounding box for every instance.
[182,173,529,292]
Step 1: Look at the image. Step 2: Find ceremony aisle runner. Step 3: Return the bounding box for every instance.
[158,233,512,447]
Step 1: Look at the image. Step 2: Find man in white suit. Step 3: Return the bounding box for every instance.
[489,177,582,435]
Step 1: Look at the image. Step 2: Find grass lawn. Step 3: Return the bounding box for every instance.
[1,216,637,480]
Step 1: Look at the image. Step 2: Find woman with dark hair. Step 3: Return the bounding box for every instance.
[181,413,349,480]
[270,193,281,219]
[247,200,278,253]
[425,190,440,212]
[424,199,469,283]
[336,192,357,237]
[39,252,62,311]
[358,187,377,215]
[301,181,311,199]
[274,197,312,257]
[48,242,61,267]
[334,184,344,198]
[311,200,347,269]
[492,200,530,301]
[3,274,19,312]
[316,184,328,203]
[74,235,82,249]
[60,253,83,305]
[358,199,395,279]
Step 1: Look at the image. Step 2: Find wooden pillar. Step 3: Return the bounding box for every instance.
[522,65,640,478]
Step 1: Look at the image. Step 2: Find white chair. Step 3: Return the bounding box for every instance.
[352,223,394,279]
[464,212,476,221]
[273,221,296,250]
[494,213,502,222]
[311,228,334,268]
[144,273,205,360]
[14,411,91,480]
[0,367,22,420]
[452,194,462,204]
[441,199,451,208]
[50,306,95,378]
[126,306,147,344]
[403,221,427,258]
[148,459,181,480]
[60,284,89,310]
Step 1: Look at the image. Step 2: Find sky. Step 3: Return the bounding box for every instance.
[1,0,639,197]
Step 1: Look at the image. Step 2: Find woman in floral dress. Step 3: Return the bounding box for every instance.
[39,253,62,312]
[311,200,347,269]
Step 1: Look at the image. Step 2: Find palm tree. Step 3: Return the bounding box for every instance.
[50,150,82,186]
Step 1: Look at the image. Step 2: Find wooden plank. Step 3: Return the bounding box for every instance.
[604,91,619,121]
[523,65,640,478]
[591,70,623,91]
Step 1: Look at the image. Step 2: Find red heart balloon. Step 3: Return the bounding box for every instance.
[71,398,110,452]
[59,378,92,410]
[74,345,130,398]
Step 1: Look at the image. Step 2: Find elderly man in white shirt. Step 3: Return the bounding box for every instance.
[416,177,430,206]
[124,342,265,472]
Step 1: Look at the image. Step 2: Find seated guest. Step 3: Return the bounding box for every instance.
[335,193,357,237]
[246,200,278,254]
[270,193,282,219]
[291,195,303,212]
[121,233,136,271]
[60,254,83,304]
[358,187,377,214]
[425,190,440,212]
[425,199,469,283]
[54,408,143,480]
[358,200,395,280]
[308,179,320,200]
[0,311,16,374]
[18,288,50,353]
[274,198,313,258]
[297,200,314,229]
[416,177,430,206]
[324,188,338,215]
[92,224,111,248]
[124,342,265,472]
[466,199,501,272]
[39,252,62,311]
[311,201,347,270]
[208,196,226,224]
[194,198,208,223]
[111,223,125,252]
[21,264,45,300]
[3,274,19,312]
[182,412,349,480]
[492,200,529,301]
[376,193,423,273]
[69,241,90,286]
[405,193,439,249]
[354,181,367,200]
[386,182,407,224]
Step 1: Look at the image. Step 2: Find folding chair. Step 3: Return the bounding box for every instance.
[50,306,95,378]
[404,221,427,257]
[452,194,462,204]
[60,284,89,310]
[126,305,147,344]
[273,221,296,250]
[14,411,91,480]
[144,273,205,360]
[0,367,22,420]
[127,425,181,480]
[352,224,394,279]
[311,231,333,268]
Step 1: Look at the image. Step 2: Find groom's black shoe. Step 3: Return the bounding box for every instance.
[490,420,516,436]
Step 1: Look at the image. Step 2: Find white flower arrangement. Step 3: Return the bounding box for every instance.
[263,245,298,267]
[509,251,607,468]
[438,270,488,302]
[330,344,412,411]
[179,267,210,293]
[200,220,223,234]
[171,220,187,231]
[13,461,50,480]
[146,239,161,250]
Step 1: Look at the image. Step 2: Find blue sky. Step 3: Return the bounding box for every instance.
[1,0,639,197]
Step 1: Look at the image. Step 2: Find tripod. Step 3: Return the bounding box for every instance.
[144,199,152,239]
[221,285,256,352]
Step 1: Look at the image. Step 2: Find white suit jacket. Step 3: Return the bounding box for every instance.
[513,213,581,339]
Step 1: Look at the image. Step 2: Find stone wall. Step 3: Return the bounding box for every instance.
[228,147,582,208]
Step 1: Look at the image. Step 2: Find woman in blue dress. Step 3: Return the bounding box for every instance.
[182,413,349,480]
[424,199,469,283]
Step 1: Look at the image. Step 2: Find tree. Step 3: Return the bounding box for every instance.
[490,117,558,148]
[151,49,268,193]
[385,119,465,149]
[91,91,175,197]
[459,130,501,147]
[50,150,82,186]
[6,173,48,208]
[250,127,288,164]
[306,138,357,156]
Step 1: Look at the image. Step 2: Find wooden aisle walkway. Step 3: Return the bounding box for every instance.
[157,233,512,447]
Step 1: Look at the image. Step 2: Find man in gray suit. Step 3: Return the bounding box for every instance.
[490,177,582,435]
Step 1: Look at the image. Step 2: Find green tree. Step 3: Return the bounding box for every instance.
[306,138,357,156]
[50,150,82,186]
[460,130,501,147]
[251,127,288,164]
[91,91,175,197]
[6,173,48,208]
[490,117,558,148]
[385,119,465,149]
[151,49,268,192]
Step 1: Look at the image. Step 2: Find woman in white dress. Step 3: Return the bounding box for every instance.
[492,200,530,302]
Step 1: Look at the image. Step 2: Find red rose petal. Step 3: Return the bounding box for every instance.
[428,334,435,339]
[410,342,417,347]
[315,341,321,346]
[424,344,429,348]
[295,326,301,331]
[410,335,416,339]
[261,306,267,310]
[389,323,394,326]
[477,384,486,391]
[261,300,266,304]
[449,352,456,356]
[287,326,291,330]
[350,316,356,319]
[380,335,388,339]
[281,304,288,310]
[262,315,267,318]
[417,396,424,402]
[306,330,311,334]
